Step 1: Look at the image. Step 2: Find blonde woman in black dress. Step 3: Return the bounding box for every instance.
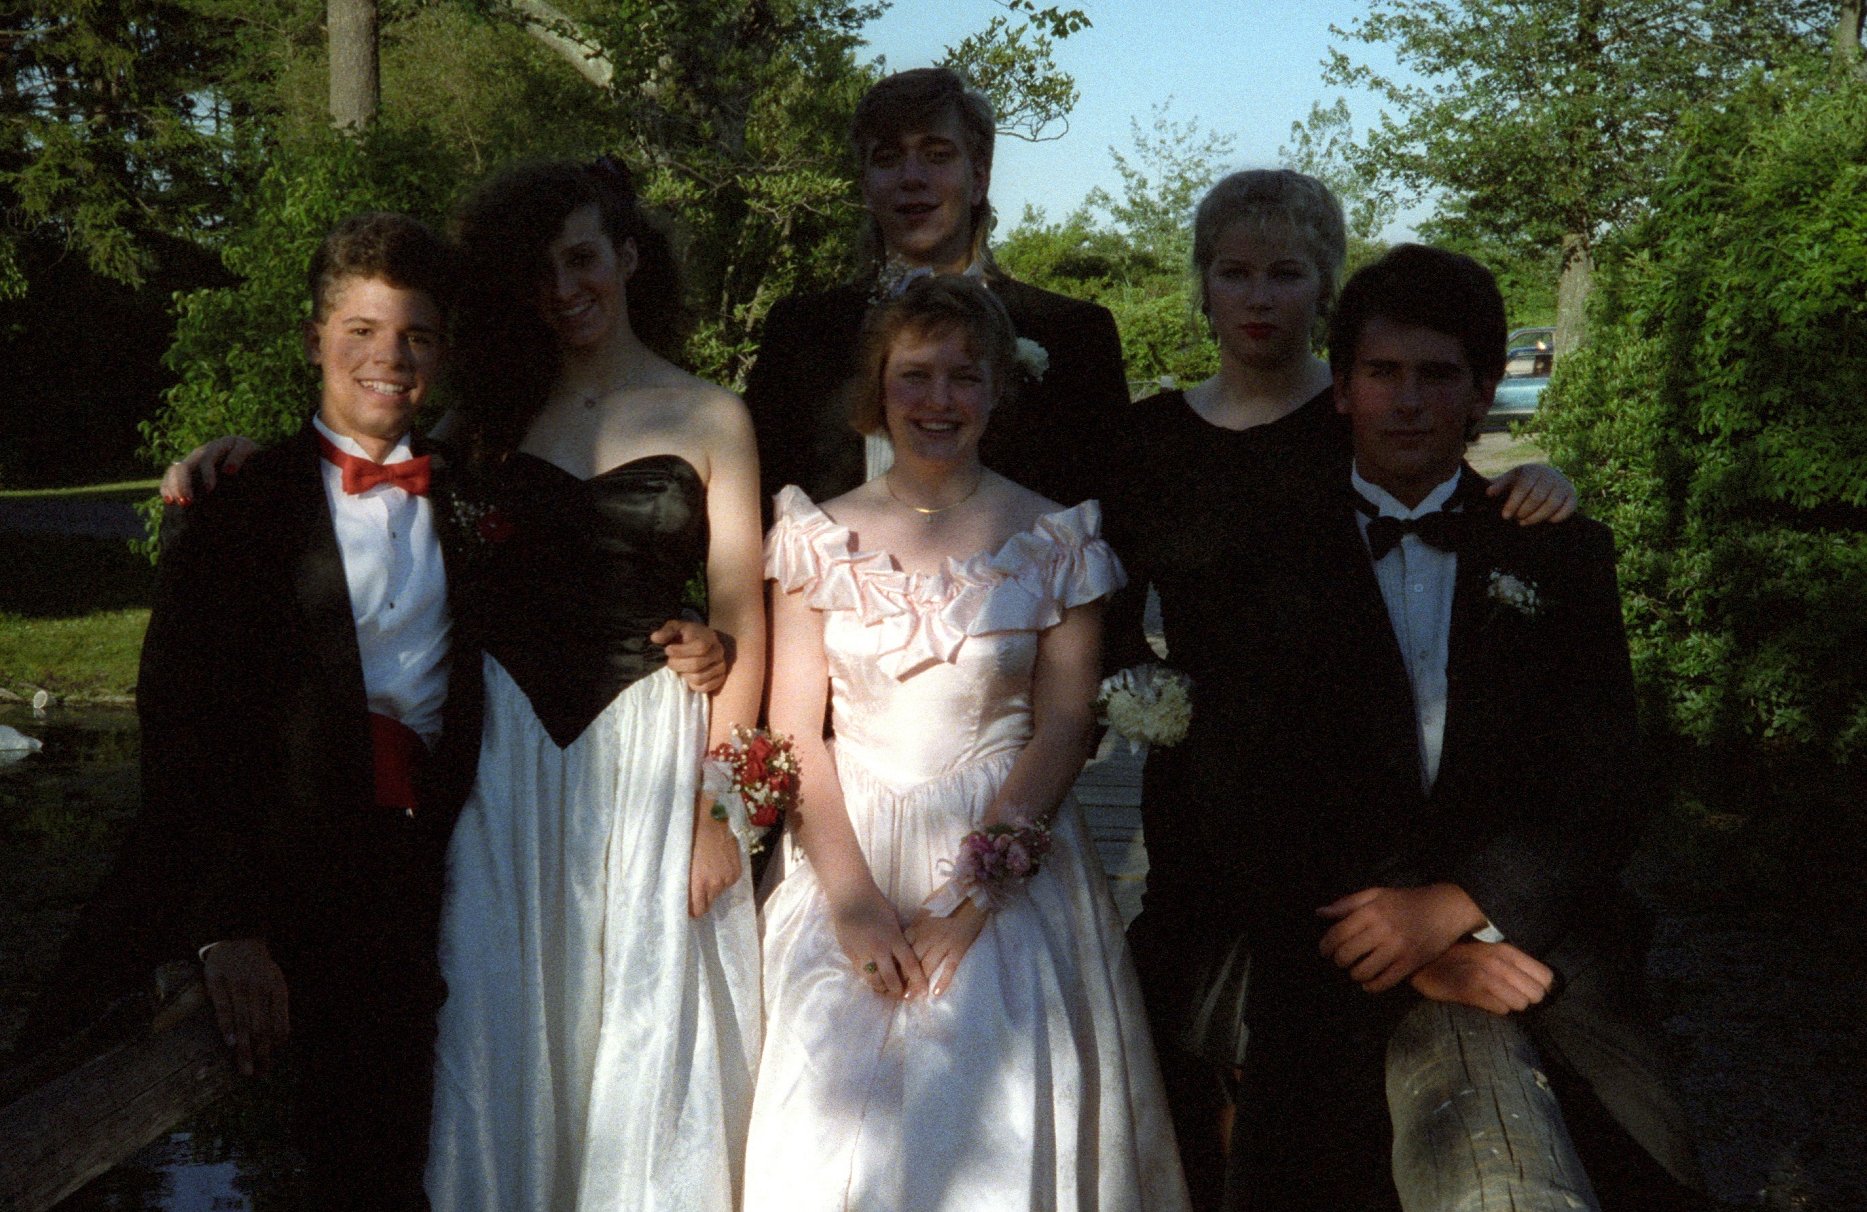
[1100,169,1576,1208]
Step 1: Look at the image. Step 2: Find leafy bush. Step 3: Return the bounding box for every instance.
[1538,65,1867,777]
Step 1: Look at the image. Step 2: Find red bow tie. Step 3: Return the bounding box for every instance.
[318,433,431,496]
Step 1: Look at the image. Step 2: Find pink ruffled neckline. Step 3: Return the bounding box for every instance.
[765,485,1124,679]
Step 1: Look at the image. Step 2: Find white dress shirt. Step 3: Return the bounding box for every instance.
[1351,466,1462,793]
[312,416,451,744]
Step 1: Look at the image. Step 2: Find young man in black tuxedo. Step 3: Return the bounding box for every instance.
[131,213,472,1210]
[745,66,1128,513]
[1204,245,1704,1209]
[129,214,724,1210]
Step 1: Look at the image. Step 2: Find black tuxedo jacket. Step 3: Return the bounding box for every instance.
[135,421,483,959]
[1192,462,1697,1188]
[744,274,1128,512]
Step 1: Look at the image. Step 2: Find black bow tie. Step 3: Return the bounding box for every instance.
[1354,495,1467,560]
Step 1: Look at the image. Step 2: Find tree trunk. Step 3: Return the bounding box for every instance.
[328,0,379,131]
[1554,233,1593,355]
[1838,0,1865,69]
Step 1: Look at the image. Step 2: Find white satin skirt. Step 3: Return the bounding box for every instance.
[745,746,1188,1211]
[427,658,762,1211]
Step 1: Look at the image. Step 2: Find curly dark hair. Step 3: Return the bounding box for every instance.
[448,157,688,457]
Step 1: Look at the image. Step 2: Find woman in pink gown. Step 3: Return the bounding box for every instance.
[746,276,1189,1211]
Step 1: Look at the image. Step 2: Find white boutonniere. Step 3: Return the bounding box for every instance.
[1014,337,1050,382]
[1487,570,1542,617]
[1095,663,1193,752]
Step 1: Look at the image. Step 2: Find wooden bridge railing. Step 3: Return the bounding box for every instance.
[0,963,236,1212]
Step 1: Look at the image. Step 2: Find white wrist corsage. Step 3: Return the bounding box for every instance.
[1096,663,1194,752]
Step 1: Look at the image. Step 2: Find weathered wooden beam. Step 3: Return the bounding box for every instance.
[0,965,236,1212]
[1387,1000,1600,1212]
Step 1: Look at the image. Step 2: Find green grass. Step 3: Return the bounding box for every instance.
[0,610,146,700]
[0,528,152,702]
[1467,430,1548,478]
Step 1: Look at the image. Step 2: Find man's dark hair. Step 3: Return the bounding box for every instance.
[1327,243,1508,385]
[307,212,456,322]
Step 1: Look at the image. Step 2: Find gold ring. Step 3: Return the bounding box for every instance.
[863,961,879,974]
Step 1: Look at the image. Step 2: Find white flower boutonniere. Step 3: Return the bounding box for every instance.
[1015,337,1050,382]
[1487,570,1542,617]
[1096,663,1193,752]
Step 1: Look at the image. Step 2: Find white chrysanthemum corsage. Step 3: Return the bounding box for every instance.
[1487,570,1542,617]
[1015,337,1050,382]
[1096,663,1194,751]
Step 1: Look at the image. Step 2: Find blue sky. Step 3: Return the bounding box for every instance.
[860,0,1428,237]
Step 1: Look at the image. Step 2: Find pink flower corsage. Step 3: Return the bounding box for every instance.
[925,818,1053,915]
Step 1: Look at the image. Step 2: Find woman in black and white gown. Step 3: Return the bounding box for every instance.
[423,158,765,1212]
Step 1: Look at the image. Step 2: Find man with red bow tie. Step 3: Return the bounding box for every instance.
[132,213,473,1209]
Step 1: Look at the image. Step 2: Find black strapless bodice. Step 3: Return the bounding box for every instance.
[474,452,707,747]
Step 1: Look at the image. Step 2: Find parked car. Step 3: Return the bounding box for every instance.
[1506,325,1554,353]
[1484,343,1554,431]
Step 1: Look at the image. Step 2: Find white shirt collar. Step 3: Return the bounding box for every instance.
[1350,465,1463,521]
[312,413,415,465]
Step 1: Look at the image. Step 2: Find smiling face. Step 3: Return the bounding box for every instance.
[306,274,444,461]
[1204,219,1326,371]
[881,325,993,466]
[1335,315,1497,507]
[535,204,637,351]
[860,112,988,272]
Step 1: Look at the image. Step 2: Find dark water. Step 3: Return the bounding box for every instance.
[0,705,292,1211]
[3,706,1862,1210]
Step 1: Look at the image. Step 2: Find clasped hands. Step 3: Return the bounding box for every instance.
[831,889,987,1002]
[1319,882,1554,1016]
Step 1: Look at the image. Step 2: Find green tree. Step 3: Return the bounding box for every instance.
[137,0,1092,475]
[0,0,243,291]
[1276,97,1392,247]
[1537,65,1867,794]
[142,125,469,469]
[1326,0,1831,352]
[941,0,1088,144]
[998,102,1234,393]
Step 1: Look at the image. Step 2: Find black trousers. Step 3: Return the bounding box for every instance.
[274,813,447,1212]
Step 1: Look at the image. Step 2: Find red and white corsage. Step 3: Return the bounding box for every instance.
[703,725,800,855]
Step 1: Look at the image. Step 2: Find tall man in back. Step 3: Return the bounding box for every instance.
[745,66,1128,512]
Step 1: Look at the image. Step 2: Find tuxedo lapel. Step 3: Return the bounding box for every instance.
[1437,465,1507,798]
[279,424,373,764]
[1314,492,1427,806]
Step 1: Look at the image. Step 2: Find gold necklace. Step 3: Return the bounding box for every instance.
[885,470,982,516]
